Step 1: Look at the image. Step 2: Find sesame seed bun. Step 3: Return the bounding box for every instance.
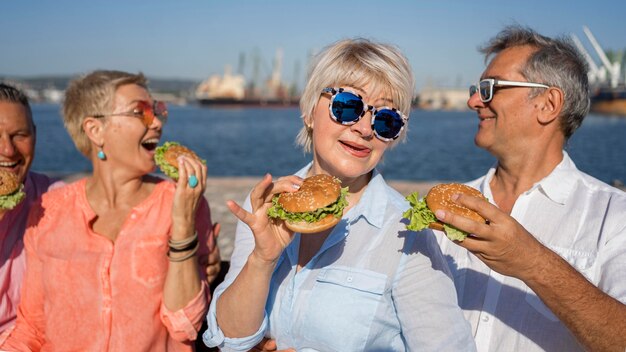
[425,183,486,230]
[278,174,342,213]
[283,213,341,233]
[268,174,347,234]
[163,144,201,167]
[155,141,204,180]
[0,170,20,196]
[0,170,26,210]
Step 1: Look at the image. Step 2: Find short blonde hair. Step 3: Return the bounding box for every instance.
[296,38,415,152]
[63,70,147,156]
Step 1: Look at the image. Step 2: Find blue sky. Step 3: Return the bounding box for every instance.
[2,0,626,90]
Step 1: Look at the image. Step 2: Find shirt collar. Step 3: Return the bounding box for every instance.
[534,151,579,205]
[350,170,387,229]
[478,163,498,202]
[480,151,579,205]
[295,163,387,229]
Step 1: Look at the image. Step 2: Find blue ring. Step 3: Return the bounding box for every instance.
[187,175,199,188]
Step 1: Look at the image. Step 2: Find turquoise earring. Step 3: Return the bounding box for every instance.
[97,148,106,160]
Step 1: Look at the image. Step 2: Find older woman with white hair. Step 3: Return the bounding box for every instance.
[203,39,475,352]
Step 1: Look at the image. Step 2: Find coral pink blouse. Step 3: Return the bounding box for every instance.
[2,178,212,351]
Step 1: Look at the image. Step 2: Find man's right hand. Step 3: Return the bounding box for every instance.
[433,192,546,279]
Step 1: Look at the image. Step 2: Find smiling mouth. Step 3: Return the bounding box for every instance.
[479,115,496,122]
[141,138,160,151]
[340,141,371,154]
[478,116,496,126]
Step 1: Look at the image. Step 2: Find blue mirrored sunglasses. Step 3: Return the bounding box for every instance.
[322,87,408,141]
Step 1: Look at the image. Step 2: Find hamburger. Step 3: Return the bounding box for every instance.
[267,174,349,233]
[0,169,26,210]
[403,183,487,241]
[154,141,205,180]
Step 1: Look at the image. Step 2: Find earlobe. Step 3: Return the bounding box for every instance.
[303,113,314,130]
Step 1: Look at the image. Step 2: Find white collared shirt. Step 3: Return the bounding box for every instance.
[205,164,475,351]
[437,152,626,351]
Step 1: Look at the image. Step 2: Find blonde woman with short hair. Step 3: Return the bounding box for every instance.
[204,39,475,352]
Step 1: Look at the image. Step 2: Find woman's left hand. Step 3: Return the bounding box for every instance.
[227,174,301,264]
[171,156,207,240]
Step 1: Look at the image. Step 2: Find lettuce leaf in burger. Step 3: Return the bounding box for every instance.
[403,183,487,241]
[267,174,349,233]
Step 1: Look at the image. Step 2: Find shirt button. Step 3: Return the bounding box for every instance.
[481,315,490,322]
[346,276,353,283]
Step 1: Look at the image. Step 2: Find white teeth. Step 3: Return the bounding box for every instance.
[0,161,18,167]
[142,138,160,145]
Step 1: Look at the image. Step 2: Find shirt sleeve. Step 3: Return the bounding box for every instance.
[1,203,47,351]
[160,281,209,342]
[393,229,477,352]
[597,195,626,302]
[202,193,268,351]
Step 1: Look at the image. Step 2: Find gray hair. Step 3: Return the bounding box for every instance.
[0,83,34,129]
[480,25,590,139]
[296,38,415,152]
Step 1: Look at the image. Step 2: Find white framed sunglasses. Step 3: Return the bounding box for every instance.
[321,87,408,142]
[469,78,549,103]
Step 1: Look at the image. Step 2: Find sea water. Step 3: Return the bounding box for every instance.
[32,104,626,185]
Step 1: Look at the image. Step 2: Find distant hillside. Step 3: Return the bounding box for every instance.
[0,74,200,93]
[147,77,201,94]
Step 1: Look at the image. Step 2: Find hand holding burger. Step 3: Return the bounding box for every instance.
[267,174,348,233]
[403,183,487,241]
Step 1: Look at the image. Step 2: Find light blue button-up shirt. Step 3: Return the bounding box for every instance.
[204,164,475,351]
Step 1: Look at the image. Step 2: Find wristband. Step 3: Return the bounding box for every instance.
[168,231,198,250]
[167,242,199,262]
